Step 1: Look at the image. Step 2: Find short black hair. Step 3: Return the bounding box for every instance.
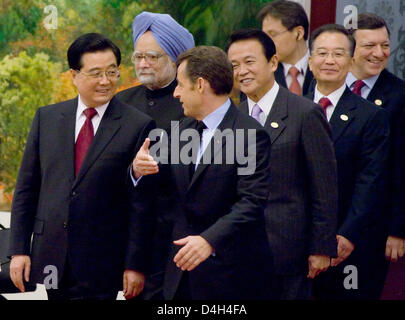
[177,46,234,95]
[257,0,309,40]
[309,24,356,57]
[226,28,276,61]
[67,33,121,70]
[352,12,391,38]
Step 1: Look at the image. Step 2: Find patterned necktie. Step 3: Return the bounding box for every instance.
[352,79,366,96]
[318,97,332,117]
[288,66,302,95]
[189,120,207,181]
[251,104,263,124]
[75,108,98,176]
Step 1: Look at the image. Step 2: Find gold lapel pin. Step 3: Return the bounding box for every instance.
[271,122,279,128]
[374,99,382,106]
[340,114,349,121]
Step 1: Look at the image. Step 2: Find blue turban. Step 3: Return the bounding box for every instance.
[132,11,195,62]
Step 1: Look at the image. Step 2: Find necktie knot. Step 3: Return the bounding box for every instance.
[288,66,300,78]
[83,108,98,120]
[251,104,263,123]
[196,121,207,136]
[318,97,332,115]
[352,80,366,95]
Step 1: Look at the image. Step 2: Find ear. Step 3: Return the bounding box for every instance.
[308,55,313,72]
[70,69,78,86]
[196,77,205,93]
[269,54,278,73]
[295,26,305,41]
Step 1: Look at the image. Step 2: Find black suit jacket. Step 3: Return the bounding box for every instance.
[366,69,405,238]
[163,103,274,300]
[308,87,390,243]
[239,87,338,275]
[8,96,155,293]
[275,63,314,96]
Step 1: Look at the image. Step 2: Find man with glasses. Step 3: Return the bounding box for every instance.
[307,24,390,299]
[258,0,313,96]
[8,33,155,300]
[116,11,194,300]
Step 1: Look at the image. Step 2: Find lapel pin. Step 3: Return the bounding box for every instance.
[374,99,382,106]
[270,122,279,128]
[340,114,349,121]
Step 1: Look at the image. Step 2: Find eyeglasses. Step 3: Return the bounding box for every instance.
[131,51,166,64]
[313,49,349,60]
[75,68,120,80]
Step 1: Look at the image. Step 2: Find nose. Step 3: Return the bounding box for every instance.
[372,45,385,58]
[324,53,335,64]
[99,72,110,84]
[173,85,180,99]
[138,57,150,68]
[238,63,249,77]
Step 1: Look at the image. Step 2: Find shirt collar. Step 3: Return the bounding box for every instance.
[201,98,231,130]
[76,95,110,120]
[346,71,380,90]
[314,83,347,107]
[247,81,280,117]
[282,50,310,77]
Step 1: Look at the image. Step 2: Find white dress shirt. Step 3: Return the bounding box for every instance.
[345,72,380,99]
[282,50,310,89]
[75,96,109,142]
[314,83,347,122]
[247,82,280,126]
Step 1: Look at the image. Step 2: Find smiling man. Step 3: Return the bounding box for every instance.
[227,29,338,300]
[8,33,155,300]
[347,13,405,268]
[307,24,390,300]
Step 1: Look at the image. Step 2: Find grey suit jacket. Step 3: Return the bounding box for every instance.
[239,86,338,275]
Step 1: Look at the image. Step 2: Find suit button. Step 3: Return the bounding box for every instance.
[148,101,155,106]
[71,191,76,197]
[63,222,68,229]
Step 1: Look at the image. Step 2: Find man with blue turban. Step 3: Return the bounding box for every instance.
[117,11,194,300]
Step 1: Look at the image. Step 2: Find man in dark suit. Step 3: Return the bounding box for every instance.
[346,13,405,264]
[8,33,155,300]
[307,24,390,299]
[116,11,194,300]
[227,29,338,300]
[258,0,313,96]
[133,45,274,299]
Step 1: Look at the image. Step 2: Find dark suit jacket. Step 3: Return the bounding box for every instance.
[308,87,390,243]
[275,63,314,96]
[239,86,338,275]
[163,103,274,300]
[366,69,405,238]
[8,96,155,293]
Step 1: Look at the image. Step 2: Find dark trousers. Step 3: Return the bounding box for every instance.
[46,258,117,301]
[274,273,313,300]
[173,272,192,300]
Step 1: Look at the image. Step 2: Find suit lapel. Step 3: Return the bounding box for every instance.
[73,97,122,189]
[366,70,388,108]
[329,88,356,142]
[303,66,314,95]
[275,63,287,88]
[58,98,78,184]
[263,87,288,144]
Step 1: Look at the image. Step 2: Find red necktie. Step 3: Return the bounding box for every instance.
[318,97,332,117]
[75,108,97,176]
[352,80,365,96]
[288,66,302,95]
